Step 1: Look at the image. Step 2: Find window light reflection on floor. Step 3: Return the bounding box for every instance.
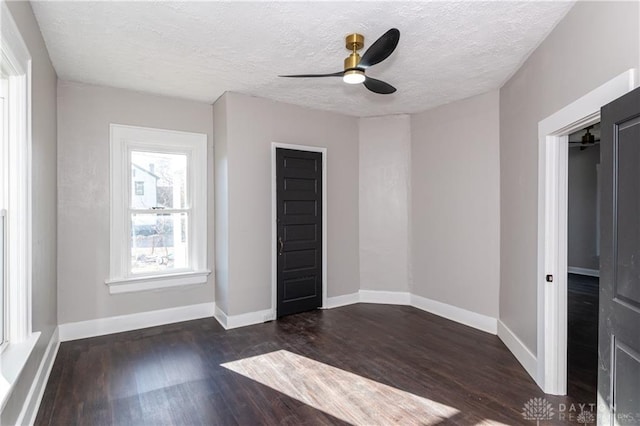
[221,349,460,425]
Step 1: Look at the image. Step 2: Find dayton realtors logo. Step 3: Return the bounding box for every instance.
[522,398,555,425]
[522,398,596,424]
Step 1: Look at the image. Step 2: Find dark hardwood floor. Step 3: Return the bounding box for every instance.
[36,304,592,425]
[567,273,599,405]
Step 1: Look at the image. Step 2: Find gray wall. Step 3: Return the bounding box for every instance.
[359,115,411,293]
[500,0,640,352]
[2,2,58,424]
[57,81,214,324]
[568,145,600,272]
[214,92,360,316]
[213,94,229,314]
[411,90,501,318]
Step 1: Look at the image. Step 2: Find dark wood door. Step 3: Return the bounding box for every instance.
[598,87,640,425]
[276,148,322,317]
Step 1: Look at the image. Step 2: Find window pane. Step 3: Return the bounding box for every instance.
[131,213,188,274]
[131,151,187,209]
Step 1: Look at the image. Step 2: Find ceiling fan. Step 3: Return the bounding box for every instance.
[569,125,600,150]
[279,28,400,94]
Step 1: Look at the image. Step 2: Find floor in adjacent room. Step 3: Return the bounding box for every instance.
[567,273,599,405]
[36,304,590,425]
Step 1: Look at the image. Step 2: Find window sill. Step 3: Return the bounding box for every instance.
[1,332,41,410]
[105,270,211,294]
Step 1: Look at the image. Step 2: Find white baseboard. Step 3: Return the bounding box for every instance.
[497,320,537,382]
[324,292,360,309]
[213,304,275,330]
[227,308,274,330]
[411,294,498,334]
[213,304,229,329]
[359,290,411,305]
[323,290,496,335]
[568,266,599,277]
[59,302,215,341]
[16,327,60,426]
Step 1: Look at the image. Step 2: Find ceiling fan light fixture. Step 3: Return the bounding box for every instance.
[343,69,365,84]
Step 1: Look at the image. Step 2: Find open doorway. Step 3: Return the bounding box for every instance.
[566,123,600,403]
[536,69,637,396]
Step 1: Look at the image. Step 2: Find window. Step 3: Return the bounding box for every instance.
[107,125,208,294]
[135,181,144,196]
[1,1,40,408]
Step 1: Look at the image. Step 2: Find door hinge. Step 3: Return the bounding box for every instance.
[546,274,554,283]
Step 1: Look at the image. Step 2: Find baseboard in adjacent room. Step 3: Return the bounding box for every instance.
[567,266,599,277]
[58,302,215,342]
[497,320,537,382]
[411,294,498,335]
[16,327,60,426]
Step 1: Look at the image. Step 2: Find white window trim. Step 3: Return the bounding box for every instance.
[0,0,41,410]
[107,124,209,294]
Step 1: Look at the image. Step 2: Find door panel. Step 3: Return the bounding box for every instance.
[284,224,317,242]
[598,87,640,425]
[613,343,640,421]
[283,250,318,271]
[276,148,323,317]
[284,200,317,216]
[614,116,640,308]
[283,276,318,300]
[284,178,317,192]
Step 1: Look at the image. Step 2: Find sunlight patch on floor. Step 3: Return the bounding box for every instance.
[222,350,459,425]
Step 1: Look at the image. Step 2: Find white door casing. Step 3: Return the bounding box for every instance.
[536,69,638,394]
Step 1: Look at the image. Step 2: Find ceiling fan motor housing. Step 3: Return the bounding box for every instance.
[344,33,364,70]
[344,33,365,83]
[344,53,361,70]
[345,33,364,51]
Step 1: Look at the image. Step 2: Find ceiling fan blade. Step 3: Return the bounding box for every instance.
[363,77,396,94]
[279,71,344,78]
[358,28,400,69]
[569,139,601,144]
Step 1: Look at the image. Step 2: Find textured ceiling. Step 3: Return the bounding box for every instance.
[31,1,575,117]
